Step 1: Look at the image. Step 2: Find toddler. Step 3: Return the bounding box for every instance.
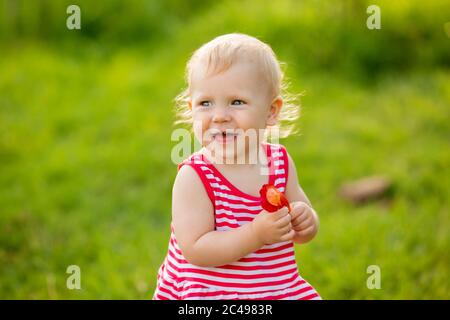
[153,33,320,300]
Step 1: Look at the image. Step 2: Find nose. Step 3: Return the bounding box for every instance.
[212,104,231,123]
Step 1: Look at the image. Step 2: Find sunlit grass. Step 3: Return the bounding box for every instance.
[1,43,448,299]
[0,0,449,299]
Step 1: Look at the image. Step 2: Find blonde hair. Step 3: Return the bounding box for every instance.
[174,33,300,138]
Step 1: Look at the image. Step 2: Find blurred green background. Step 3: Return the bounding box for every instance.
[0,0,449,299]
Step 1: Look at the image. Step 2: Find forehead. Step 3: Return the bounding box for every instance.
[190,60,270,97]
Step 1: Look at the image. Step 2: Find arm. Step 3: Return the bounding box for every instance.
[284,151,320,244]
[172,165,294,267]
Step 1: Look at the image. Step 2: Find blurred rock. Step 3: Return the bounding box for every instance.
[339,176,392,204]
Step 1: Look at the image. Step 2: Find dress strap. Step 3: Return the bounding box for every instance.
[265,143,289,194]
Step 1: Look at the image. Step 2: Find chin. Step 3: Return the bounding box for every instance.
[210,141,252,165]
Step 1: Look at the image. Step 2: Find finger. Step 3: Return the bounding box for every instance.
[280,229,296,242]
[291,211,309,227]
[295,225,315,237]
[285,213,292,224]
[279,221,292,234]
[275,214,291,228]
[288,209,302,222]
[292,202,309,214]
[291,220,301,230]
[297,216,314,230]
[273,207,289,220]
[290,204,308,220]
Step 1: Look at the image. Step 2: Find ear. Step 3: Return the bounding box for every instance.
[266,96,283,126]
[187,100,192,110]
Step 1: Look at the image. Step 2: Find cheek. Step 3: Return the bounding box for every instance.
[239,109,268,129]
[192,112,214,144]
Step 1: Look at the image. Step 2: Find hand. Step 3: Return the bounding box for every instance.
[289,201,319,242]
[252,207,296,245]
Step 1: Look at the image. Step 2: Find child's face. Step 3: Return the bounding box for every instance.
[189,60,281,162]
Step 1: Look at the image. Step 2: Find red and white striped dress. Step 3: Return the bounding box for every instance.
[153,143,320,300]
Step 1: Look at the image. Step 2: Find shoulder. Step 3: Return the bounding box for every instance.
[175,163,201,188]
[172,164,214,223]
[283,147,296,175]
[279,146,312,206]
[174,154,204,193]
[173,153,214,205]
[282,146,298,183]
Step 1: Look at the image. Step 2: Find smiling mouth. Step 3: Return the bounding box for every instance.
[211,131,239,143]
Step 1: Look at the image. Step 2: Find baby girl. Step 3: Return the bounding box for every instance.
[153,33,320,300]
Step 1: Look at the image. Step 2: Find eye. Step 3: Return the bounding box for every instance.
[200,101,212,107]
[231,99,246,106]
[198,101,212,107]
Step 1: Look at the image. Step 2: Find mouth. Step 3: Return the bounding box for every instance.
[210,130,239,144]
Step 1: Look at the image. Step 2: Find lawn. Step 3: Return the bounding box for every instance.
[0,0,449,299]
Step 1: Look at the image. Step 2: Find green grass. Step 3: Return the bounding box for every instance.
[0,0,449,299]
[1,43,448,299]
